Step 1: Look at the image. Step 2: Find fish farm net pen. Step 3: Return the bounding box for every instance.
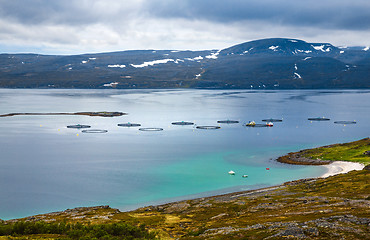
[307,117,330,121]
[139,128,164,131]
[217,120,239,124]
[118,123,142,127]
[261,119,283,122]
[171,121,194,125]
[196,126,221,129]
[81,129,108,133]
[67,124,91,129]
[245,124,270,127]
[334,121,356,124]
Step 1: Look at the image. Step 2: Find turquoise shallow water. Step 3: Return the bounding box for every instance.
[118,151,326,209]
[0,89,369,220]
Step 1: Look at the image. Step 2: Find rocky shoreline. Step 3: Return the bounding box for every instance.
[277,151,332,165]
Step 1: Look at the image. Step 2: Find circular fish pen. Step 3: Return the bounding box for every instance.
[196,126,221,130]
[118,123,141,127]
[171,121,194,126]
[139,128,164,131]
[308,117,330,121]
[81,129,108,133]
[334,121,357,124]
[261,118,283,122]
[67,124,91,129]
[217,120,239,124]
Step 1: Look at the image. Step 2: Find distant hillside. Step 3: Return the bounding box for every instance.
[1,38,369,89]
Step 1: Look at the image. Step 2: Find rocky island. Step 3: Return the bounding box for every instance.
[0,111,127,118]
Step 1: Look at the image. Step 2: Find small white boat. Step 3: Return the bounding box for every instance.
[242,175,248,178]
[228,170,235,175]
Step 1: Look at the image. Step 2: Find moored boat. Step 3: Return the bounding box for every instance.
[228,170,235,175]
[246,121,256,126]
[266,122,274,127]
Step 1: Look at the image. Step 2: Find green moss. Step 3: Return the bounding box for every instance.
[301,138,370,164]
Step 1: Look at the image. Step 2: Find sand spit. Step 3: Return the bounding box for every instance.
[321,161,364,178]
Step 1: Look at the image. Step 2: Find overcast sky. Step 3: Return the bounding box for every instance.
[1,0,369,55]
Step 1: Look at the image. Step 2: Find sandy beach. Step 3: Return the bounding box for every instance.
[321,161,364,178]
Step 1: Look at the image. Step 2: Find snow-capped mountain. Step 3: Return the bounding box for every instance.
[0,38,369,89]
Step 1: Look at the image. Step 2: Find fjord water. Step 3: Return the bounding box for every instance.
[0,89,369,220]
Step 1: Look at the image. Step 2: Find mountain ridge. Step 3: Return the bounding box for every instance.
[1,38,369,89]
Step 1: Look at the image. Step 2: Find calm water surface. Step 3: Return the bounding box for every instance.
[0,89,369,220]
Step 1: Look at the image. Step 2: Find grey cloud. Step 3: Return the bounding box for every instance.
[145,0,370,30]
[0,0,369,54]
[2,0,369,30]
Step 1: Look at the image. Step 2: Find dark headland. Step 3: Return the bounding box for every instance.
[0,111,126,118]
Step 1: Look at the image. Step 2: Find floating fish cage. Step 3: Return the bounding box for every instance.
[261,118,283,122]
[217,120,239,124]
[171,121,194,126]
[245,124,269,127]
[118,123,141,127]
[334,121,357,124]
[67,124,91,129]
[139,128,164,131]
[196,126,221,130]
[81,129,108,133]
[308,117,330,121]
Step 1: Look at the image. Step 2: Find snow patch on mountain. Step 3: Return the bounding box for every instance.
[130,59,175,68]
[185,56,203,61]
[108,64,126,68]
[205,50,220,59]
[89,58,96,60]
[103,82,119,87]
[312,45,331,52]
[81,60,88,64]
[363,47,369,51]
[294,72,302,79]
[303,57,312,61]
[296,49,312,53]
[269,46,279,51]
[295,64,298,70]
[289,40,298,42]
[340,51,345,54]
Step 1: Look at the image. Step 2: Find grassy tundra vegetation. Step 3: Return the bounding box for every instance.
[1,138,369,239]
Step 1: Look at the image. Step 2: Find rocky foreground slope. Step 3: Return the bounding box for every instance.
[2,170,369,239]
